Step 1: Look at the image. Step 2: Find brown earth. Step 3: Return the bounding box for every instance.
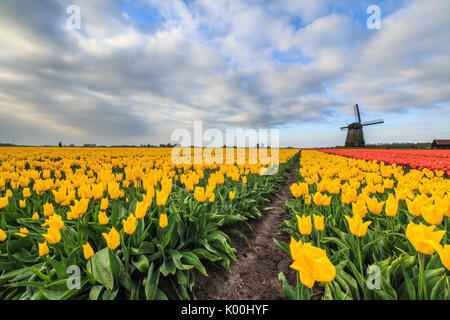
[194,160,306,300]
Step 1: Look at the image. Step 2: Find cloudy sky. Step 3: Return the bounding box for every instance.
[0,0,449,148]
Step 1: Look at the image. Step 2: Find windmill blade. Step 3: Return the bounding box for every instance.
[340,126,349,131]
[362,119,384,126]
[354,104,361,123]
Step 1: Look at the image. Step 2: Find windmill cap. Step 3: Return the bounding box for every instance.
[348,122,363,129]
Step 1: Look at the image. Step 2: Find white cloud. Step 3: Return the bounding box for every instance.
[0,0,448,146]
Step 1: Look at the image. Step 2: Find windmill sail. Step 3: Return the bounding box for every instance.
[362,119,384,126]
[354,104,361,123]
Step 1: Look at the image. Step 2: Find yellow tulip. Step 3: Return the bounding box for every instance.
[289,241,336,288]
[102,227,121,250]
[43,203,54,217]
[434,196,450,217]
[296,215,312,235]
[156,188,170,206]
[82,242,95,260]
[406,197,425,217]
[159,213,168,229]
[0,228,6,242]
[42,214,64,230]
[32,212,40,220]
[42,227,61,244]
[290,183,301,198]
[304,194,311,205]
[312,192,324,206]
[194,187,207,202]
[23,188,31,198]
[98,210,109,225]
[385,193,398,218]
[123,213,137,235]
[421,204,446,226]
[229,191,236,200]
[365,196,385,215]
[38,241,49,256]
[0,196,9,209]
[341,188,357,204]
[19,199,26,208]
[434,244,450,271]
[345,214,371,237]
[15,227,29,238]
[134,201,148,219]
[100,198,109,210]
[352,200,368,218]
[108,181,121,199]
[289,236,303,261]
[313,214,324,231]
[405,221,445,255]
[92,184,104,199]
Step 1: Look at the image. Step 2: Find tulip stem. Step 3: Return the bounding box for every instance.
[418,253,427,300]
[296,272,305,300]
[317,230,321,249]
[357,237,363,276]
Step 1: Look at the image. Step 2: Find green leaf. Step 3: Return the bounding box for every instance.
[25,266,51,282]
[426,253,442,270]
[39,279,86,300]
[169,250,194,271]
[89,285,104,300]
[159,258,176,276]
[102,288,119,300]
[277,272,297,300]
[86,248,114,291]
[190,248,221,262]
[162,221,176,248]
[46,258,67,280]
[155,288,169,300]
[273,238,290,257]
[320,236,348,251]
[181,252,207,276]
[399,263,415,300]
[131,255,149,273]
[145,262,160,300]
[430,275,446,300]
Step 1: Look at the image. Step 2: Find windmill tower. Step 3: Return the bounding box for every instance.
[340,104,384,147]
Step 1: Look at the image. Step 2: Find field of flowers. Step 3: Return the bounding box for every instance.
[278,150,449,300]
[321,149,450,174]
[0,147,299,300]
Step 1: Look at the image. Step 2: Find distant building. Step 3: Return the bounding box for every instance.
[431,139,450,149]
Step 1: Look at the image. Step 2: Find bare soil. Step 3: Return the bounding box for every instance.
[194,162,300,300]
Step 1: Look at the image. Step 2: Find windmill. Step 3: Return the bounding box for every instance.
[340,104,384,147]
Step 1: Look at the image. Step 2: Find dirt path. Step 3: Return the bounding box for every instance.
[194,160,299,300]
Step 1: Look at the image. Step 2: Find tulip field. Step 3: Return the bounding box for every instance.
[321,149,450,174]
[0,146,449,300]
[277,150,449,300]
[0,147,298,300]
